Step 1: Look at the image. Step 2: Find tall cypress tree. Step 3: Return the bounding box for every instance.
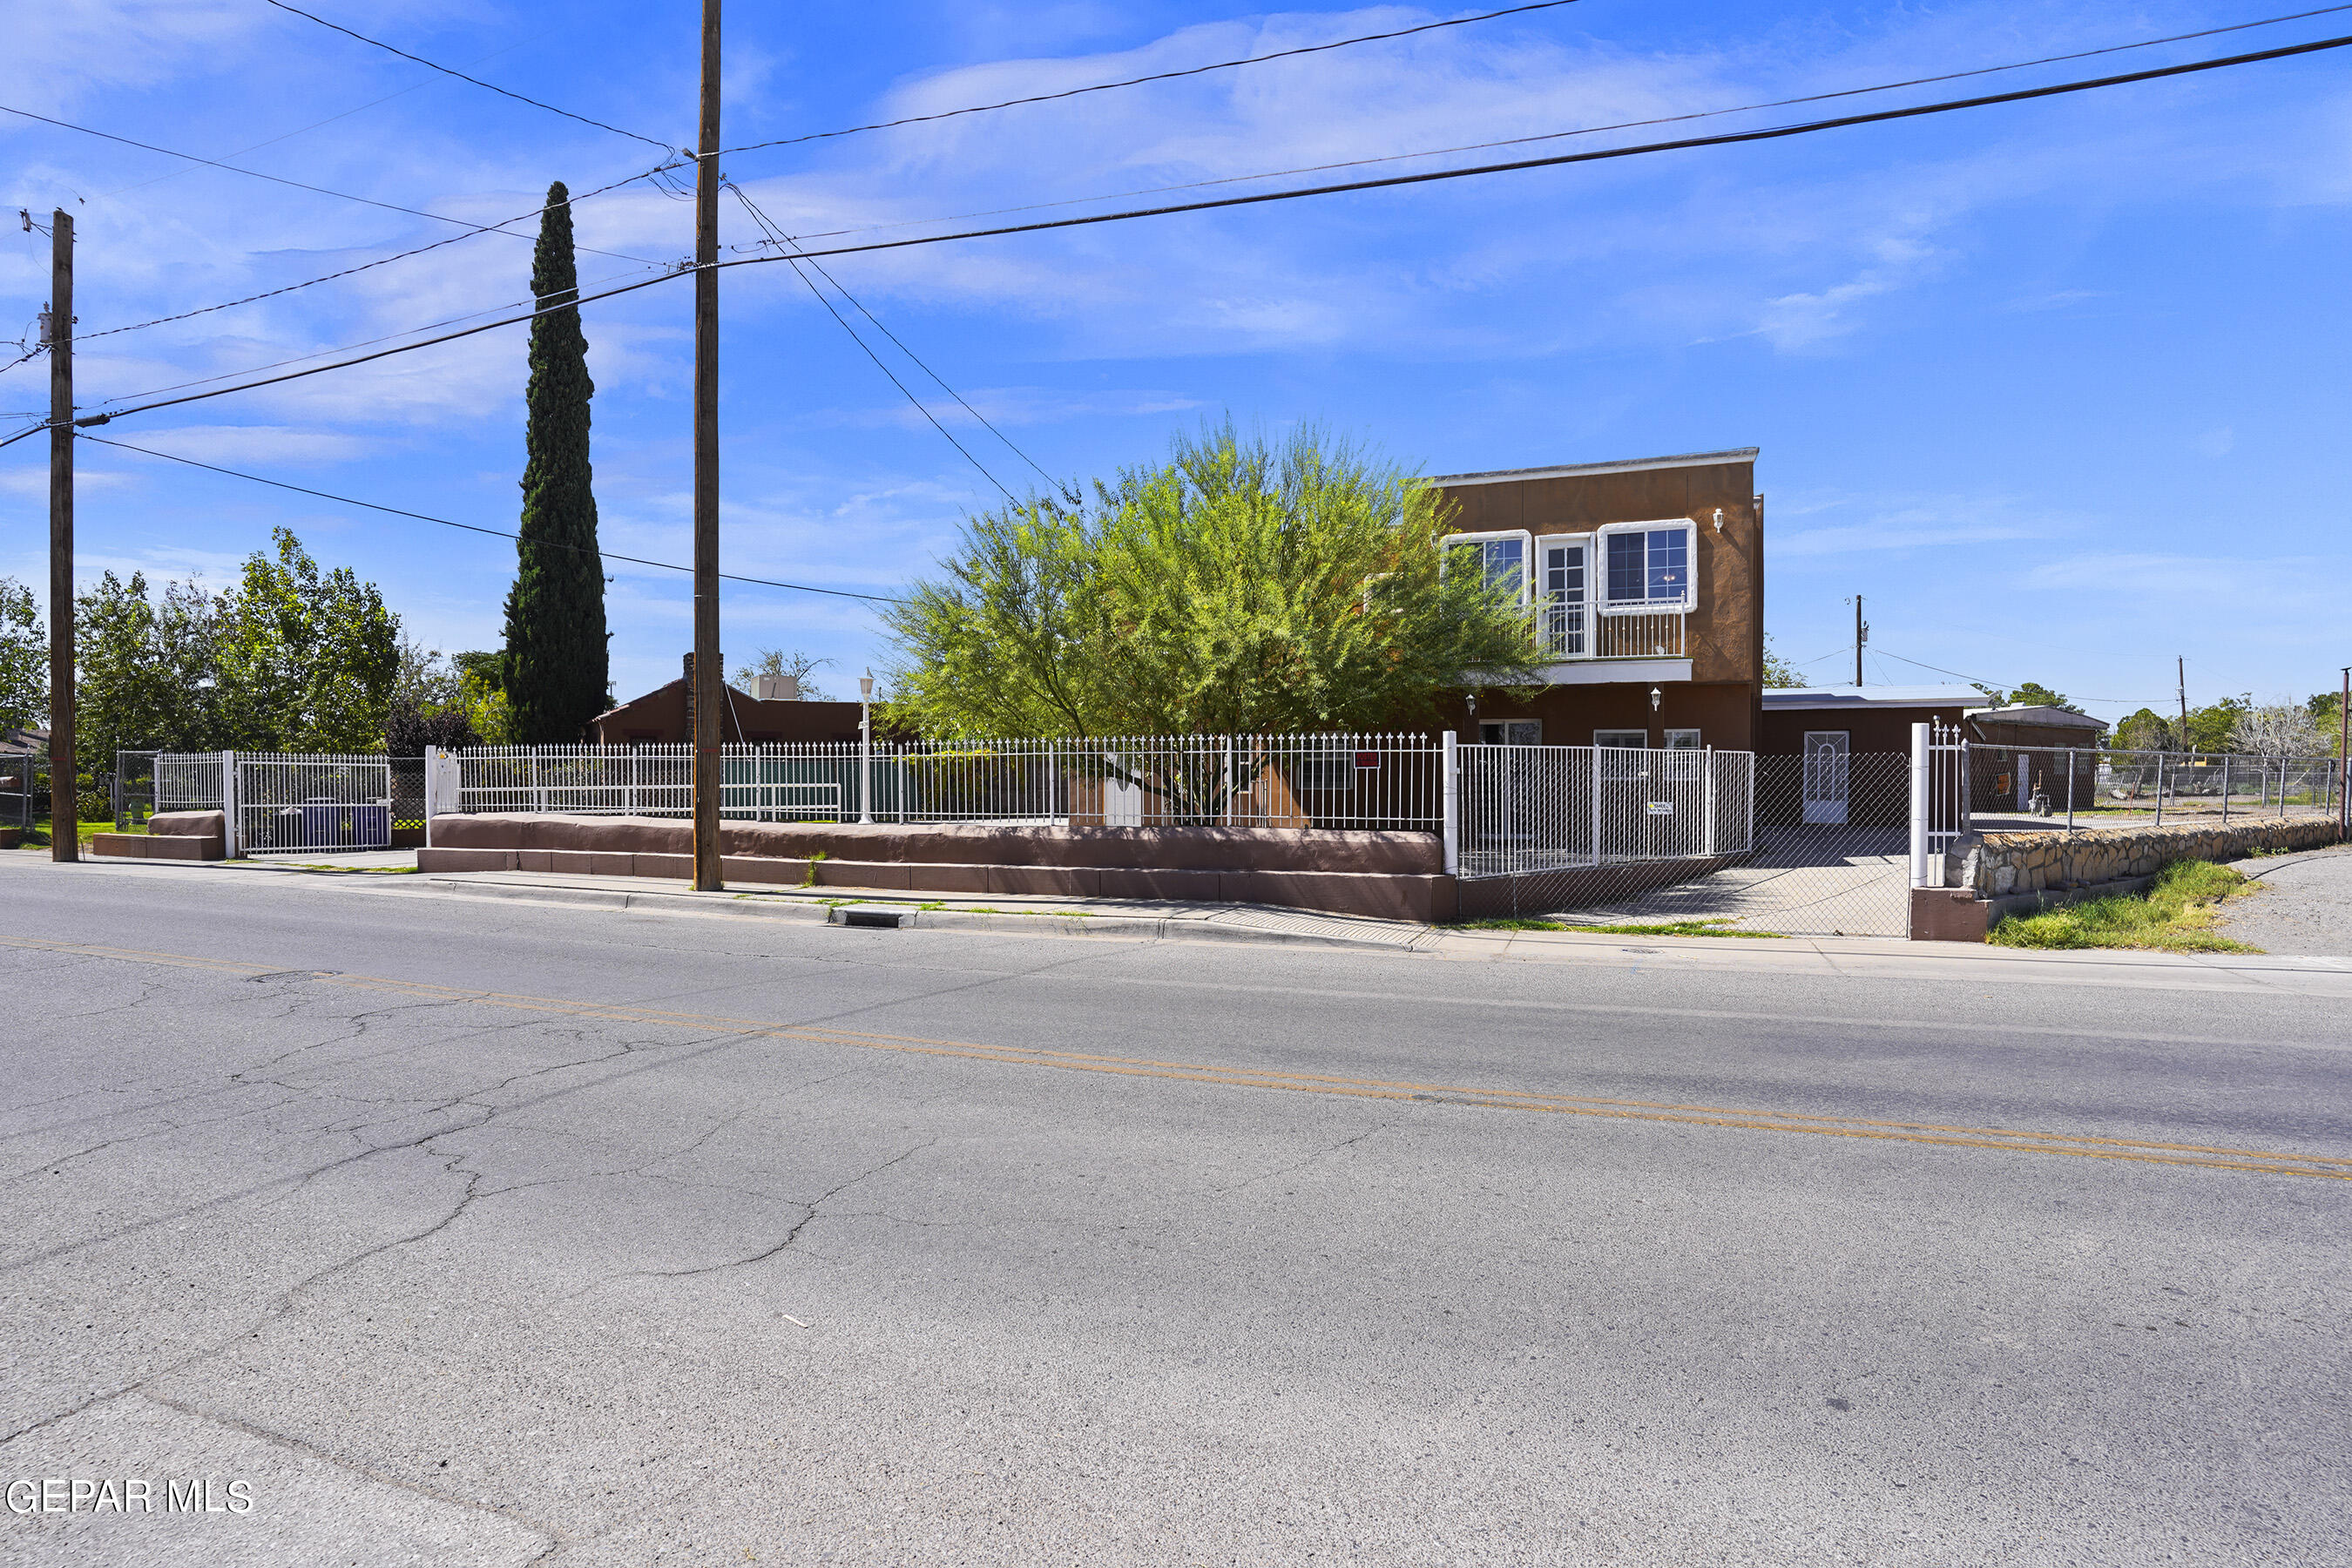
[502,180,610,741]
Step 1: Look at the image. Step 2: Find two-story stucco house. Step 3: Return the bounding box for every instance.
[1427,447,1763,752]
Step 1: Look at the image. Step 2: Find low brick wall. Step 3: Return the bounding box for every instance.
[1943,816,2344,897]
[421,814,1457,922]
[91,808,227,862]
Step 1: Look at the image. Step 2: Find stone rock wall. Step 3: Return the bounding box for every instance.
[1942,817,2343,896]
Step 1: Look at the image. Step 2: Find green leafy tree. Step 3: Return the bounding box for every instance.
[0,576,43,736]
[213,529,399,752]
[2182,696,2250,754]
[1973,680,2078,712]
[2307,689,2344,744]
[451,651,512,745]
[73,571,220,767]
[2006,681,2077,712]
[1761,636,1803,690]
[884,423,1546,741]
[383,639,481,754]
[2112,707,2173,751]
[501,179,610,744]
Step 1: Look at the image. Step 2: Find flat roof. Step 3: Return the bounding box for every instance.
[1424,448,1760,487]
[1762,684,1978,710]
[1966,704,2108,730]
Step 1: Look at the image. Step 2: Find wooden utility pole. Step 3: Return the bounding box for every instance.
[2177,655,2189,752]
[689,0,723,890]
[46,209,75,864]
[1852,595,1865,687]
[2338,666,2349,834]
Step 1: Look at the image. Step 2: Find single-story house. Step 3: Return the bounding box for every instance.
[591,678,878,747]
[1964,704,2108,814]
[1755,686,1977,828]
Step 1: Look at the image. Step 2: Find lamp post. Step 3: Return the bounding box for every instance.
[858,669,875,824]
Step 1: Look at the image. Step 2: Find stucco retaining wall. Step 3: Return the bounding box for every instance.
[420,814,1457,922]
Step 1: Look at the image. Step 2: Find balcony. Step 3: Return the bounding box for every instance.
[1539,600,1687,660]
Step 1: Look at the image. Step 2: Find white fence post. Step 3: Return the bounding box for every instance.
[1440,731,1459,875]
[422,747,441,846]
[1909,722,1930,888]
[220,749,240,857]
[1702,745,1717,856]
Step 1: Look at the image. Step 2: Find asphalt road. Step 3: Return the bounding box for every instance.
[3,855,2349,1566]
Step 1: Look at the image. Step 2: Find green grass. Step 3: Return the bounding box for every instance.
[1452,916,1787,939]
[7,819,147,849]
[1988,859,2261,953]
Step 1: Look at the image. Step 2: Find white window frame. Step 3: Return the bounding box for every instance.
[1534,533,1592,658]
[1594,728,1649,780]
[1596,519,1697,615]
[1663,728,1702,749]
[1478,720,1541,746]
[1441,530,1532,607]
[1593,728,1648,748]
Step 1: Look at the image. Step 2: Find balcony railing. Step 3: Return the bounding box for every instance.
[1538,599,1688,661]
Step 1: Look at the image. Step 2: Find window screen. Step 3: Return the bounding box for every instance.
[1448,537,1527,603]
[1604,526,1693,606]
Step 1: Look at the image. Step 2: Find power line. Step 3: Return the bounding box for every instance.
[102,24,566,200]
[720,0,1586,158]
[260,0,678,154]
[730,182,1076,503]
[78,163,685,344]
[76,432,902,605]
[91,259,669,409]
[774,3,2352,248]
[727,186,1016,503]
[54,30,2352,435]
[0,101,664,267]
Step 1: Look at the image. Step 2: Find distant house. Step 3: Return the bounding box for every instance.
[1427,448,1763,751]
[591,678,875,746]
[1966,704,2108,814]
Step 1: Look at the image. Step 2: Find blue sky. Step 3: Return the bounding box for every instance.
[4,0,2349,722]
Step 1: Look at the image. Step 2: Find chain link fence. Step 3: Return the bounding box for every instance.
[1968,745,2343,831]
[1470,749,1912,936]
[0,749,42,831]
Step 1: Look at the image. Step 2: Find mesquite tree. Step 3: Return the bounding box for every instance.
[502,180,611,742]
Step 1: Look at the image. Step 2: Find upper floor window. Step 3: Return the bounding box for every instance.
[1443,531,1530,605]
[1599,522,1694,612]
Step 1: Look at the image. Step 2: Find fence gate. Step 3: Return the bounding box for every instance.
[234,754,394,854]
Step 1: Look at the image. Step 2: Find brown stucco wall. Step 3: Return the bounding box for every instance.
[1432,456,1761,689]
[427,814,1444,875]
[1758,704,1966,756]
[1463,680,1757,751]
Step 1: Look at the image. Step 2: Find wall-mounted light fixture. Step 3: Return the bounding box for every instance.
[1649,686,1663,713]
[1712,507,1724,533]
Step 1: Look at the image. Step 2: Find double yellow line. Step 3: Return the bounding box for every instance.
[10,932,2351,1182]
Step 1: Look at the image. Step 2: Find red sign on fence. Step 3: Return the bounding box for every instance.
[1354,752,1380,769]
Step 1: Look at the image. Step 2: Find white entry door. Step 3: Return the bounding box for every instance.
[1802,731,1850,825]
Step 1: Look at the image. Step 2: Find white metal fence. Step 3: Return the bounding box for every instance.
[438,734,1449,831]
[1453,744,1754,878]
[154,751,393,855]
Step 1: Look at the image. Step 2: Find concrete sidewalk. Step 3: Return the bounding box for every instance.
[64,849,2352,997]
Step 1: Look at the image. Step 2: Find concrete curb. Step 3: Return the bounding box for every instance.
[409,875,1429,952]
